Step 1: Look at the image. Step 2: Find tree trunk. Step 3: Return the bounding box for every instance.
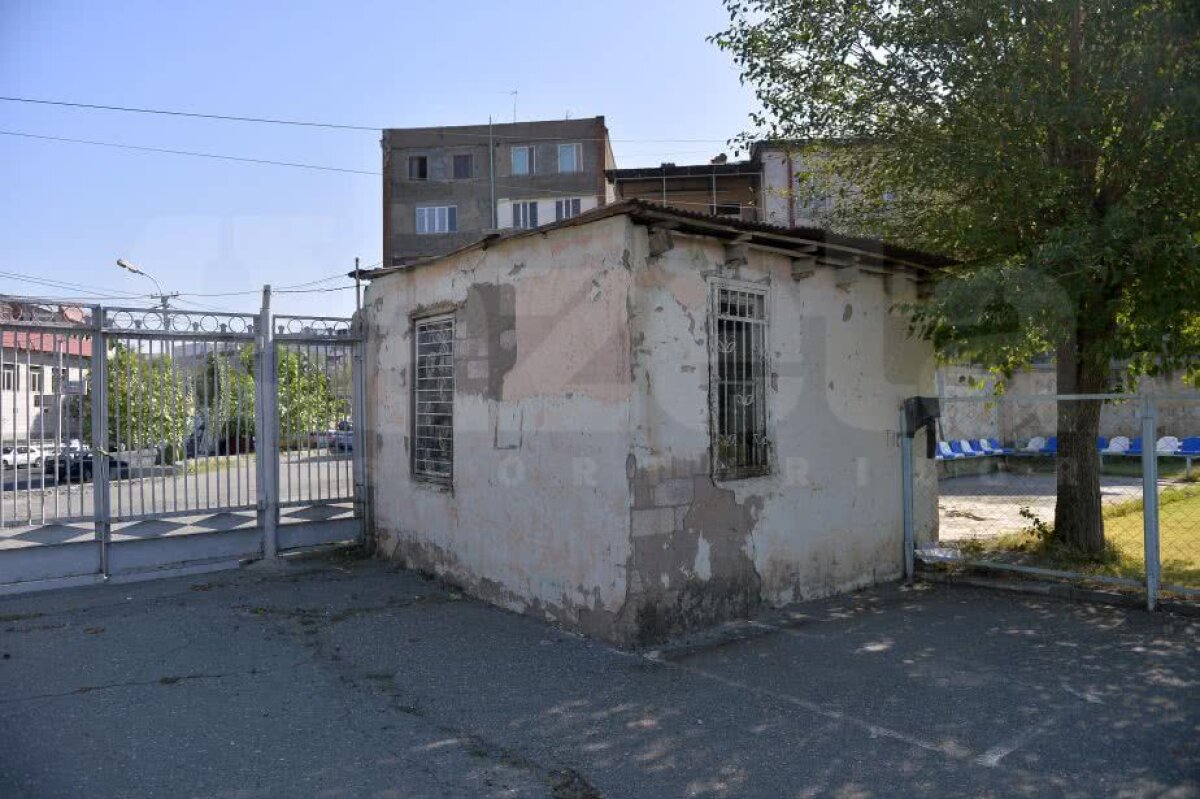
[1053,333,1107,555]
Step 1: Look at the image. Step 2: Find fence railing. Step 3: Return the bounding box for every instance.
[0,291,364,588]
[906,391,1200,608]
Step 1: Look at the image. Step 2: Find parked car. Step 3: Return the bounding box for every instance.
[2,445,43,469]
[43,441,88,473]
[55,451,129,482]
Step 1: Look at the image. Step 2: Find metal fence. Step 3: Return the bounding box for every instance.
[906,392,1200,608]
[0,291,365,592]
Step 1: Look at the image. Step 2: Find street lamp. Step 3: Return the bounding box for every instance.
[115,258,166,300]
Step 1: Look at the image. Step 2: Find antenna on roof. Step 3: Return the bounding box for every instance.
[505,90,518,123]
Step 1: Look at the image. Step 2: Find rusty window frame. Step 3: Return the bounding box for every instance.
[709,280,771,480]
[412,314,455,484]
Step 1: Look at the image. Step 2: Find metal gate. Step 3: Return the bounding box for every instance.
[0,290,366,593]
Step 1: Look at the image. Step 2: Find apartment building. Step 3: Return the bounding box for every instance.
[0,300,92,446]
[607,155,762,222]
[382,117,615,266]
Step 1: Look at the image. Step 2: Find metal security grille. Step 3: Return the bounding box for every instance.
[711,285,769,479]
[413,316,454,482]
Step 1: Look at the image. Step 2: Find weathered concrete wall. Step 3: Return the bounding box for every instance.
[365,215,938,646]
[364,215,638,640]
[622,231,937,643]
[938,363,1200,444]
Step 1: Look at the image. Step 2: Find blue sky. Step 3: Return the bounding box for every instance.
[0,0,757,316]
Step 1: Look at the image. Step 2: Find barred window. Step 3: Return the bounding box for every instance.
[710,285,769,479]
[413,316,454,482]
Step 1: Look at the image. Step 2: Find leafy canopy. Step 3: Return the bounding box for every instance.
[713,0,1200,384]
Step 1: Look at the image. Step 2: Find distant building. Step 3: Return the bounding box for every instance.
[0,299,92,445]
[382,117,616,266]
[752,141,838,228]
[608,155,762,222]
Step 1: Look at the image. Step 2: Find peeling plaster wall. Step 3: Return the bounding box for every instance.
[364,213,937,648]
[624,231,937,643]
[363,215,637,640]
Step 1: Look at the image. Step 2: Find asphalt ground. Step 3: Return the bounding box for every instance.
[0,558,1195,798]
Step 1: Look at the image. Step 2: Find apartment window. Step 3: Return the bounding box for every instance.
[416,205,457,234]
[511,146,535,175]
[557,143,582,173]
[413,316,454,483]
[512,200,539,229]
[408,155,428,181]
[710,284,769,479]
[712,202,741,217]
[1,364,14,391]
[555,198,582,221]
[452,153,473,180]
[29,368,43,393]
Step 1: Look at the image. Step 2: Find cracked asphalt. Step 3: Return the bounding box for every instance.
[0,557,1196,798]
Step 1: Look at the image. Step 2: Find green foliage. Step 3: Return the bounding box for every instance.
[197,344,347,450]
[96,343,192,462]
[712,0,1200,385]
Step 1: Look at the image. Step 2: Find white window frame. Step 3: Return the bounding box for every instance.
[512,200,539,229]
[28,367,43,394]
[511,146,535,176]
[557,143,582,173]
[555,198,582,221]
[708,279,771,480]
[412,314,455,484]
[416,205,458,235]
[1,364,14,392]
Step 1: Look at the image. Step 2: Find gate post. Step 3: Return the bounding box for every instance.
[255,287,279,559]
[351,322,370,552]
[1141,392,1160,611]
[90,305,111,577]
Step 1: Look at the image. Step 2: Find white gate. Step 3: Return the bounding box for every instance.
[0,291,366,593]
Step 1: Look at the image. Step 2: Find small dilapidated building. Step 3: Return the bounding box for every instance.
[361,200,943,646]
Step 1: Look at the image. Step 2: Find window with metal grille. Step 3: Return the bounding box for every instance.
[555,198,582,221]
[710,284,769,479]
[413,316,454,482]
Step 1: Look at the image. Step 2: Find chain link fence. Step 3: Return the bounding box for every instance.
[912,392,1200,605]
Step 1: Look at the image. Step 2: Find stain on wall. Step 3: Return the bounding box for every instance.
[458,283,516,401]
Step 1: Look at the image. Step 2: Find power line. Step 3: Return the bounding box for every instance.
[0,130,380,176]
[0,95,732,143]
[0,270,148,300]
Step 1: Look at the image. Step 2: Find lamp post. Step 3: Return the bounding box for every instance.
[116,258,177,326]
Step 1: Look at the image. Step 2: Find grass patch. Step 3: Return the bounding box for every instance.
[959,485,1200,588]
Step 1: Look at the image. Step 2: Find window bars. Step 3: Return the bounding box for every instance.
[711,284,769,479]
[413,316,454,482]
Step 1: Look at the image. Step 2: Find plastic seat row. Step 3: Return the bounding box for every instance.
[936,435,1200,460]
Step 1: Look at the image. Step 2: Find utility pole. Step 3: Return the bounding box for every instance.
[488,116,497,229]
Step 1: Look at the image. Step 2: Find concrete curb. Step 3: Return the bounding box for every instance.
[917,568,1200,618]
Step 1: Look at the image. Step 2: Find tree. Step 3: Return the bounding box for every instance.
[197,344,346,452]
[89,343,191,463]
[713,0,1200,554]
